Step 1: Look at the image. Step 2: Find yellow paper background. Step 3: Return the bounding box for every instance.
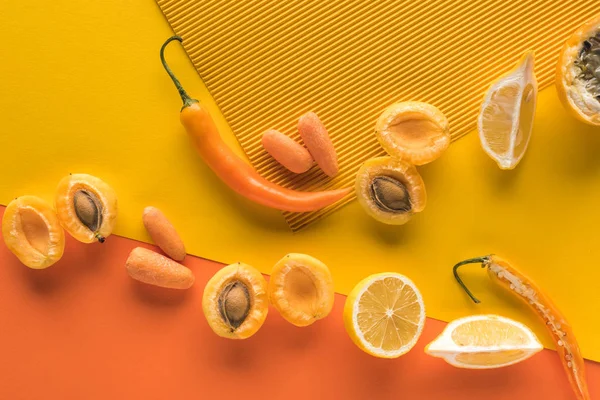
[0,0,599,360]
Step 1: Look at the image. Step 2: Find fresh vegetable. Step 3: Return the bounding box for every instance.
[268,253,334,327]
[556,15,600,125]
[126,247,194,289]
[478,52,537,170]
[425,314,543,369]
[203,262,268,339]
[375,101,450,165]
[343,272,425,358]
[454,255,590,400]
[262,129,313,174]
[143,206,186,261]
[2,196,65,269]
[297,112,339,177]
[55,174,118,243]
[355,156,426,225]
[160,36,350,212]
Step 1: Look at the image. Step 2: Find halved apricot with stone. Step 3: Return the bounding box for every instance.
[268,253,334,327]
[355,156,426,225]
[55,174,118,243]
[203,263,268,339]
[2,196,65,269]
[375,102,450,165]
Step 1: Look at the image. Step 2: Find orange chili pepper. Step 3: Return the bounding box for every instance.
[454,255,589,400]
[160,36,351,212]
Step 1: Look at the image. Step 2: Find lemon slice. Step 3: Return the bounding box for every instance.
[478,52,538,170]
[343,273,425,358]
[425,315,543,369]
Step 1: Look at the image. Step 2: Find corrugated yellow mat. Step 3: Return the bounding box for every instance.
[156,0,597,231]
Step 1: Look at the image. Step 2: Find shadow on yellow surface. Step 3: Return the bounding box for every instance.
[0,0,599,361]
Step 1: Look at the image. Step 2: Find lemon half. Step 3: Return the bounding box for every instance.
[343,273,425,358]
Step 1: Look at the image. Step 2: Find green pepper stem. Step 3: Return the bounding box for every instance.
[452,256,492,304]
[160,36,198,109]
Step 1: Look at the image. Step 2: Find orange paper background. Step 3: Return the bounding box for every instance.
[0,205,598,399]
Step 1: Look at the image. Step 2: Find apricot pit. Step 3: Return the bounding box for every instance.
[55,174,118,243]
[203,263,268,339]
[355,156,426,225]
[2,196,65,269]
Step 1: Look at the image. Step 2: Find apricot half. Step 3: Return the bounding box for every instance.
[203,263,268,339]
[268,253,335,327]
[375,102,450,165]
[355,156,426,225]
[55,174,118,243]
[2,196,65,269]
[556,15,600,125]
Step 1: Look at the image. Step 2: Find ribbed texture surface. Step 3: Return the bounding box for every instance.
[156,0,596,231]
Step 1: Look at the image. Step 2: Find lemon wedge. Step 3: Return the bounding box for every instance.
[343,273,425,358]
[478,52,538,169]
[425,314,543,369]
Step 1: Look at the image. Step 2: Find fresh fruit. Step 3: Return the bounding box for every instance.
[2,196,65,269]
[262,129,314,174]
[55,174,118,243]
[478,52,537,170]
[375,101,450,165]
[556,16,600,125]
[355,156,426,225]
[425,314,543,369]
[203,262,268,339]
[268,253,335,327]
[343,272,425,358]
[125,247,194,289]
[298,112,339,177]
[142,206,186,261]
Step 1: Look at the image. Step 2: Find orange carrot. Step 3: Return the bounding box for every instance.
[142,206,186,261]
[126,247,194,289]
[298,112,339,177]
[261,129,313,173]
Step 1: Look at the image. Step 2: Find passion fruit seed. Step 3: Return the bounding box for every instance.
[370,176,411,213]
[73,189,105,242]
[218,281,251,331]
[575,31,600,99]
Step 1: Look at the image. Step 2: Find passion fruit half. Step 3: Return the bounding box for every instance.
[355,156,426,225]
[556,15,600,125]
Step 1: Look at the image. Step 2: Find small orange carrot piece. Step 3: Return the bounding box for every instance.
[126,247,194,289]
[261,129,314,173]
[143,206,186,261]
[298,112,339,177]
